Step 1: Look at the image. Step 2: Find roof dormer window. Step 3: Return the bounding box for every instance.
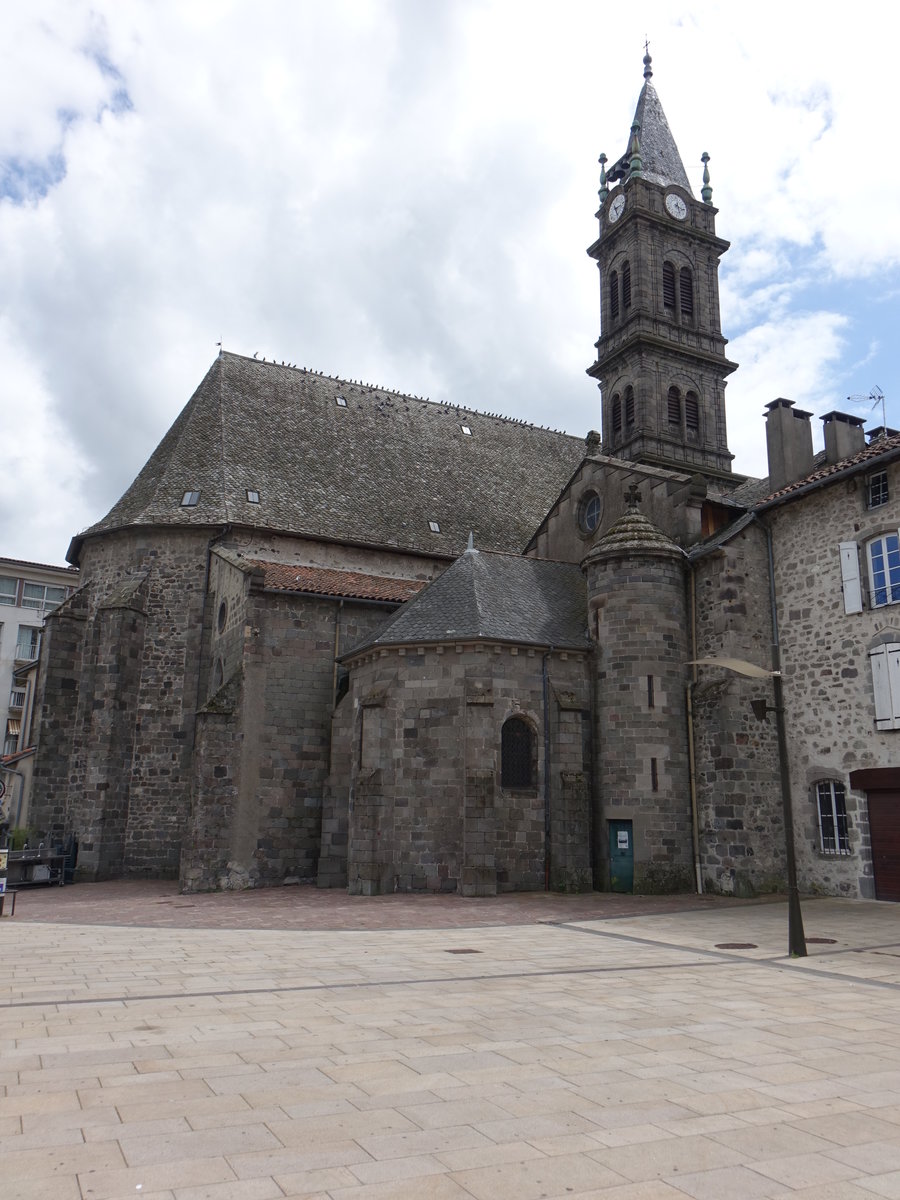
[428,520,441,533]
[246,490,260,504]
[180,491,201,507]
[336,395,347,407]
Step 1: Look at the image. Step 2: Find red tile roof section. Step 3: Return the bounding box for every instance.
[252,561,428,603]
[756,432,900,508]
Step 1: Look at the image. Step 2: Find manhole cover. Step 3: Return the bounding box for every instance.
[806,937,837,944]
[445,948,480,954]
[715,942,758,949]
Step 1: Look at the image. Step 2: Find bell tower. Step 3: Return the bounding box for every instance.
[587,53,737,479]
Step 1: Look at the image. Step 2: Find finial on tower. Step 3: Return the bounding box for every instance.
[643,40,653,80]
[625,482,642,511]
[628,123,643,179]
[598,152,608,204]
[701,152,713,204]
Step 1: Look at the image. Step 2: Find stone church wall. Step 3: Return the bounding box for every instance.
[690,526,786,896]
[31,527,211,878]
[587,547,694,893]
[323,644,591,895]
[184,567,392,892]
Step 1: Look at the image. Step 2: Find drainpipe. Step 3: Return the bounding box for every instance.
[331,599,344,705]
[1,767,27,829]
[686,568,703,894]
[542,645,554,891]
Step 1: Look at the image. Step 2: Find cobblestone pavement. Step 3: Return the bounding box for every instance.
[2,891,900,1200]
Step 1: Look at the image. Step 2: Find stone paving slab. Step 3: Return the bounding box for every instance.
[5,879,769,929]
[2,893,900,1198]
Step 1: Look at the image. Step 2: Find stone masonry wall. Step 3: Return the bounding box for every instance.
[31,527,212,878]
[766,460,900,898]
[690,527,786,896]
[587,550,694,893]
[326,643,591,896]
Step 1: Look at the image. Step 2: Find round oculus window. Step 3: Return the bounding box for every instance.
[579,492,603,534]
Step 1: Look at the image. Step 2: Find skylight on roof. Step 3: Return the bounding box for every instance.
[181,491,200,507]
[429,520,440,533]
[247,490,260,504]
[336,395,347,407]
[461,425,472,435]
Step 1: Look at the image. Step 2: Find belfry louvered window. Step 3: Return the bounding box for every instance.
[624,386,635,427]
[609,271,619,320]
[501,717,535,788]
[662,261,676,311]
[611,394,622,435]
[685,391,699,430]
[667,386,681,425]
[679,268,694,319]
[622,261,632,310]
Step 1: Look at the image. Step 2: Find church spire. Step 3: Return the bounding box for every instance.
[607,54,692,193]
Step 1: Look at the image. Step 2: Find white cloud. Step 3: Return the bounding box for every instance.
[1,0,899,562]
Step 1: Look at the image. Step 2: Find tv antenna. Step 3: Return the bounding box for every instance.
[847,385,886,434]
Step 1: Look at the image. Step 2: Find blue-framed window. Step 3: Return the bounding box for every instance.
[867,533,900,607]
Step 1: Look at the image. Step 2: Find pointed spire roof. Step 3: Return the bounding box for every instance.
[609,54,692,194]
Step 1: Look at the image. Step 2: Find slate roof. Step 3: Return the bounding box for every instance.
[252,561,428,604]
[608,80,692,193]
[70,352,586,564]
[344,550,589,657]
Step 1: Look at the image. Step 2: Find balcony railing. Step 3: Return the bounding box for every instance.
[8,690,26,709]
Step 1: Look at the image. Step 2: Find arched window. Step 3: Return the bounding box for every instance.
[624,385,635,427]
[679,268,694,320]
[667,386,681,425]
[662,261,676,311]
[622,260,632,310]
[685,391,700,431]
[609,271,619,320]
[501,717,535,788]
[611,394,622,435]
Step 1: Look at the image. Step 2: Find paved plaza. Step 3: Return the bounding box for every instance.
[3,886,900,1199]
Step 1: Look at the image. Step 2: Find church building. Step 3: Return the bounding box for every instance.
[28,57,900,902]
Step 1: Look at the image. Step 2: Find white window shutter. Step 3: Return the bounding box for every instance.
[839,542,862,614]
[889,645,900,727]
[871,645,899,729]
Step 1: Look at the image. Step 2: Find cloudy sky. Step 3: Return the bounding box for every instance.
[2,1,897,566]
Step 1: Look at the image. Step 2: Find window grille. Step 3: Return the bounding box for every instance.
[679,268,694,319]
[611,395,622,435]
[624,386,635,427]
[609,272,619,320]
[501,717,535,788]
[662,261,676,310]
[622,261,632,310]
[667,387,681,425]
[816,780,850,855]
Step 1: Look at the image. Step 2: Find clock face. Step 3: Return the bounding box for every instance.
[608,193,625,223]
[665,192,687,220]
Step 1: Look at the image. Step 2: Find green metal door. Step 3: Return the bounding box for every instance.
[609,820,634,893]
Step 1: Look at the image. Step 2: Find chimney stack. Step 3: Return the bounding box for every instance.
[821,411,866,465]
[765,399,813,491]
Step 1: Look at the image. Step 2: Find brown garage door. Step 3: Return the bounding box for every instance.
[867,791,900,902]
